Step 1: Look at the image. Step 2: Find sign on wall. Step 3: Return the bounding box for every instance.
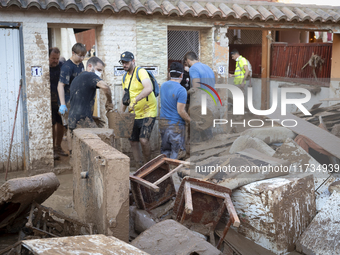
[114,66,159,76]
[31,66,42,77]
[218,66,226,75]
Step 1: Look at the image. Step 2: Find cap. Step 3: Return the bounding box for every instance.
[169,62,184,74]
[120,51,134,63]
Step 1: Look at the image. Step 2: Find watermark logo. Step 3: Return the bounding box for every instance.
[201,85,312,116]
[198,82,222,115]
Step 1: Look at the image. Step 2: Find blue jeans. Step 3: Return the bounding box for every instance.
[160,124,185,159]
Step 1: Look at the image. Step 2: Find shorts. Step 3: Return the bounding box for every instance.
[129,117,156,142]
[160,124,186,159]
[51,104,62,125]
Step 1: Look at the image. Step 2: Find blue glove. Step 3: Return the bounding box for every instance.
[59,105,67,115]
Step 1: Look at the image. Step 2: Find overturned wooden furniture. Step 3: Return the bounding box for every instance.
[173,177,240,249]
[130,154,190,211]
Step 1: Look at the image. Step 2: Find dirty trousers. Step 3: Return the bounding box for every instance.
[160,124,186,159]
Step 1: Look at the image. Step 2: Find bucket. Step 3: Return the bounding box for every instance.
[106,110,135,138]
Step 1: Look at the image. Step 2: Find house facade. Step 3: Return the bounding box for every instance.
[1,0,340,172]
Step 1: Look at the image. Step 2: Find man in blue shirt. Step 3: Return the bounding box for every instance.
[160,62,191,159]
[184,51,215,142]
[183,51,215,91]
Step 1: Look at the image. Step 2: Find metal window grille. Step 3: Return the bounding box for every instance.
[168,30,199,61]
[227,29,262,44]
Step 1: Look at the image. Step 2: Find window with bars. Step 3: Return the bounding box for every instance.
[168,30,199,61]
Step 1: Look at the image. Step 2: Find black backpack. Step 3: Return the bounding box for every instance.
[123,67,159,101]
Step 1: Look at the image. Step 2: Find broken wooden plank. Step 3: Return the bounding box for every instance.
[267,111,340,159]
[225,194,240,227]
[153,164,183,186]
[164,158,191,166]
[129,175,160,192]
[184,182,193,215]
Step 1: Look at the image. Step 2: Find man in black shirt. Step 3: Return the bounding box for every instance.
[68,57,113,131]
[49,47,67,159]
[57,43,86,118]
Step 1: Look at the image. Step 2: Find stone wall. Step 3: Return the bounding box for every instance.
[72,128,129,241]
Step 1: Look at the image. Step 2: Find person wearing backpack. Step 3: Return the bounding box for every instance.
[229,49,251,91]
[120,51,157,168]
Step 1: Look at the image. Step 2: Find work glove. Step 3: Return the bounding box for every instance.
[59,105,67,115]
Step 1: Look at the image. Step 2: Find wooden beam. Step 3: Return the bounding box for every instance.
[153,164,184,186]
[164,158,191,166]
[331,34,340,79]
[261,30,270,110]
[225,194,240,227]
[129,175,160,192]
[184,182,193,215]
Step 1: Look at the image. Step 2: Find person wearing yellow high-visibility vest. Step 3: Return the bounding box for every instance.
[228,49,250,91]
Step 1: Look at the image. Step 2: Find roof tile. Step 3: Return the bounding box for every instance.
[304,7,322,22]
[1,0,340,24]
[327,10,340,22]
[258,5,274,21]
[232,3,248,18]
[131,0,147,14]
[205,2,222,18]
[114,0,129,12]
[192,2,209,17]
[293,7,311,21]
[178,1,194,16]
[316,8,332,21]
[281,7,299,22]
[244,5,261,20]
[162,0,179,16]
[146,0,162,14]
[270,6,287,21]
[219,3,236,18]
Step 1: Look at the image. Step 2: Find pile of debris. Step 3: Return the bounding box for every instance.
[294,102,340,134]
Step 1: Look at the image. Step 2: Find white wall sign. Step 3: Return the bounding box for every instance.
[114,66,159,76]
[31,66,42,77]
[114,66,126,76]
[218,66,226,75]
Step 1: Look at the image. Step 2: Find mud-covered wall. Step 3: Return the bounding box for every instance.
[72,129,130,241]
